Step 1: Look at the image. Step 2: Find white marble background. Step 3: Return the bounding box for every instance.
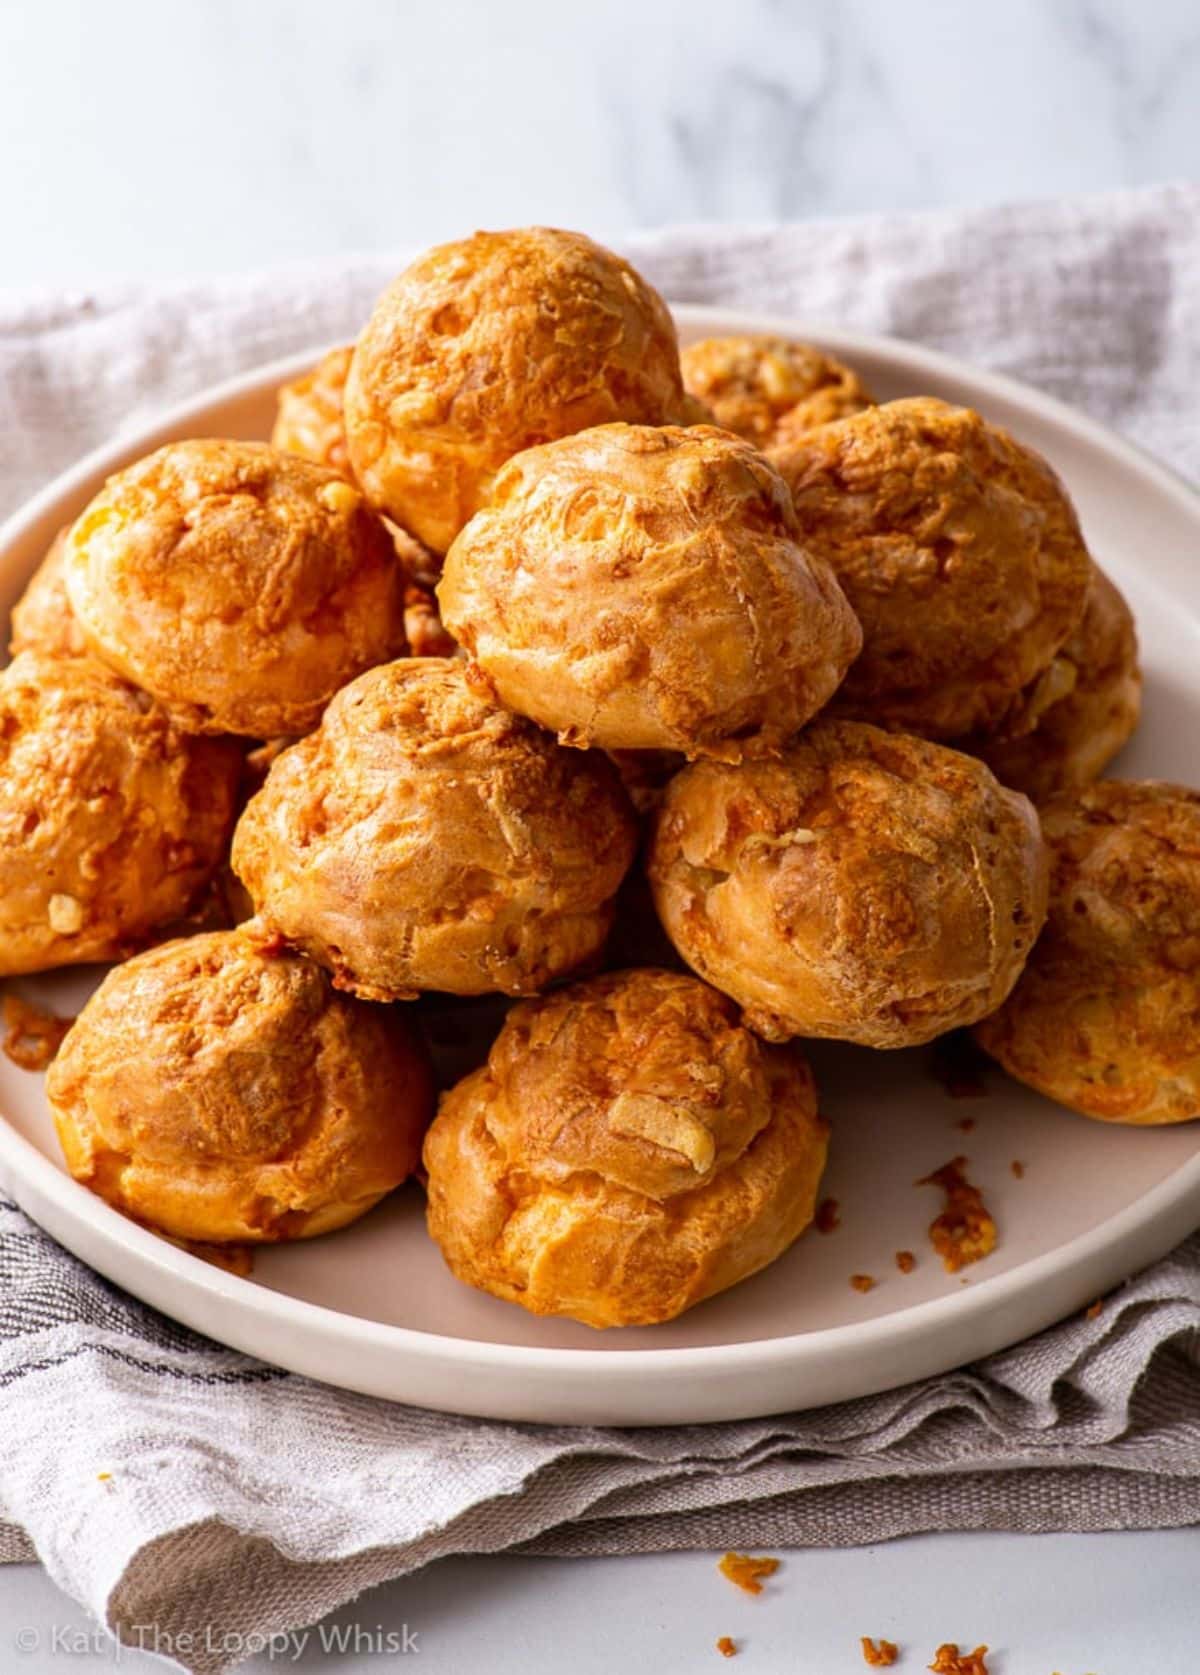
[1,0,1197,288]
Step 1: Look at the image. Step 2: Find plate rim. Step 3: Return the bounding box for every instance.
[2,304,1199,1417]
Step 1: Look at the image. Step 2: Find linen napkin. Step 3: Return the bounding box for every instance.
[1,181,1199,1675]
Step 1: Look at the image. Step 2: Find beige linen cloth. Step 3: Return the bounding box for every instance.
[0,182,1198,1675]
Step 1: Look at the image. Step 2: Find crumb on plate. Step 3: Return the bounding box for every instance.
[862,1635,899,1665]
[916,1156,997,1274]
[2,993,73,1071]
[716,1636,737,1658]
[718,1552,780,1595]
[895,1250,916,1274]
[1011,1159,1025,1179]
[850,1273,875,1293]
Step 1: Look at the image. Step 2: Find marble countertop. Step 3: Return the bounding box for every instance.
[1,0,1197,287]
[2,1529,1196,1671]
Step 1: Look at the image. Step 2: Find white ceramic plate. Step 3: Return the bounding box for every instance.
[2,307,1199,1427]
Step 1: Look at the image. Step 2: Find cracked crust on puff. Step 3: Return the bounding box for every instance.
[423,968,828,1328]
[232,657,638,1001]
[345,227,694,554]
[974,779,1200,1123]
[0,652,242,975]
[47,928,433,1241]
[438,423,862,759]
[964,564,1141,802]
[771,398,1092,739]
[62,439,406,737]
[681,335,874,449]
[648,719,1048,1048]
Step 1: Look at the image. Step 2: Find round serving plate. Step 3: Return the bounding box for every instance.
[1,307,1199,1427]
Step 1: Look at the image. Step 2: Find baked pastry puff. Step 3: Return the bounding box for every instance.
[680,335,874,449]
[47,928,433,1242]
[232,657,638,1001]
[0,652,242,975]
[965,564,1141,803]
[974,780,1200,1123]
[270,345,356,476]
[271,353,457,658]
[344,227,694,553]
[648,720,1047,1047]
[772,398,1093,740]
[9,528,88,659]
[423,968,829,1328]
[438,423,862,759]
[62,440,406,737]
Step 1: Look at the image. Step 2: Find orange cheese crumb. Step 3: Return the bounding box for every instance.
[1011,1160,1025,1179]
[927,1644,989,1674]
[2,993,72,1071]
[1085,1298,1103,1320]
[862,1636,899,1665]
[895,1250,916,1274]
[716,1637,737,1658]
[815,1196,841,1234]
[850,1273,875,1293]
[718,1552,779,1595]
[917,1157,997,1274]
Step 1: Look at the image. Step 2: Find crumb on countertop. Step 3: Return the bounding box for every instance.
[916,1156,997,1274]
[927,1643,989,1673]
[815,1196,841,1234]
[716,1636,737,1658]
[718,1553,780,1595]
[862,1635,899,1665]
[2,993,73,1071]
[895,1250,916,1274]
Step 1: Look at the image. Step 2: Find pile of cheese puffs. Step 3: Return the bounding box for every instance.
[5,226,1195,1331]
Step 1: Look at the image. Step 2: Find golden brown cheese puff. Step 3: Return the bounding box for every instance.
[344,227,693,554]
[680,335,874,449]
[47,929,433,1242]
[964,564,1141,803]
[438,423,862,759]
[423,968,828,1328]
[648,720,1047,1048]
[0,653,242,976]
[271,349,448,593]
[975,780,1200,1124]
[9,529,89,660]
[62,440,406,738]
[270,344,356,475]
[772,398,1092,740]
[232,657,638,1001]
